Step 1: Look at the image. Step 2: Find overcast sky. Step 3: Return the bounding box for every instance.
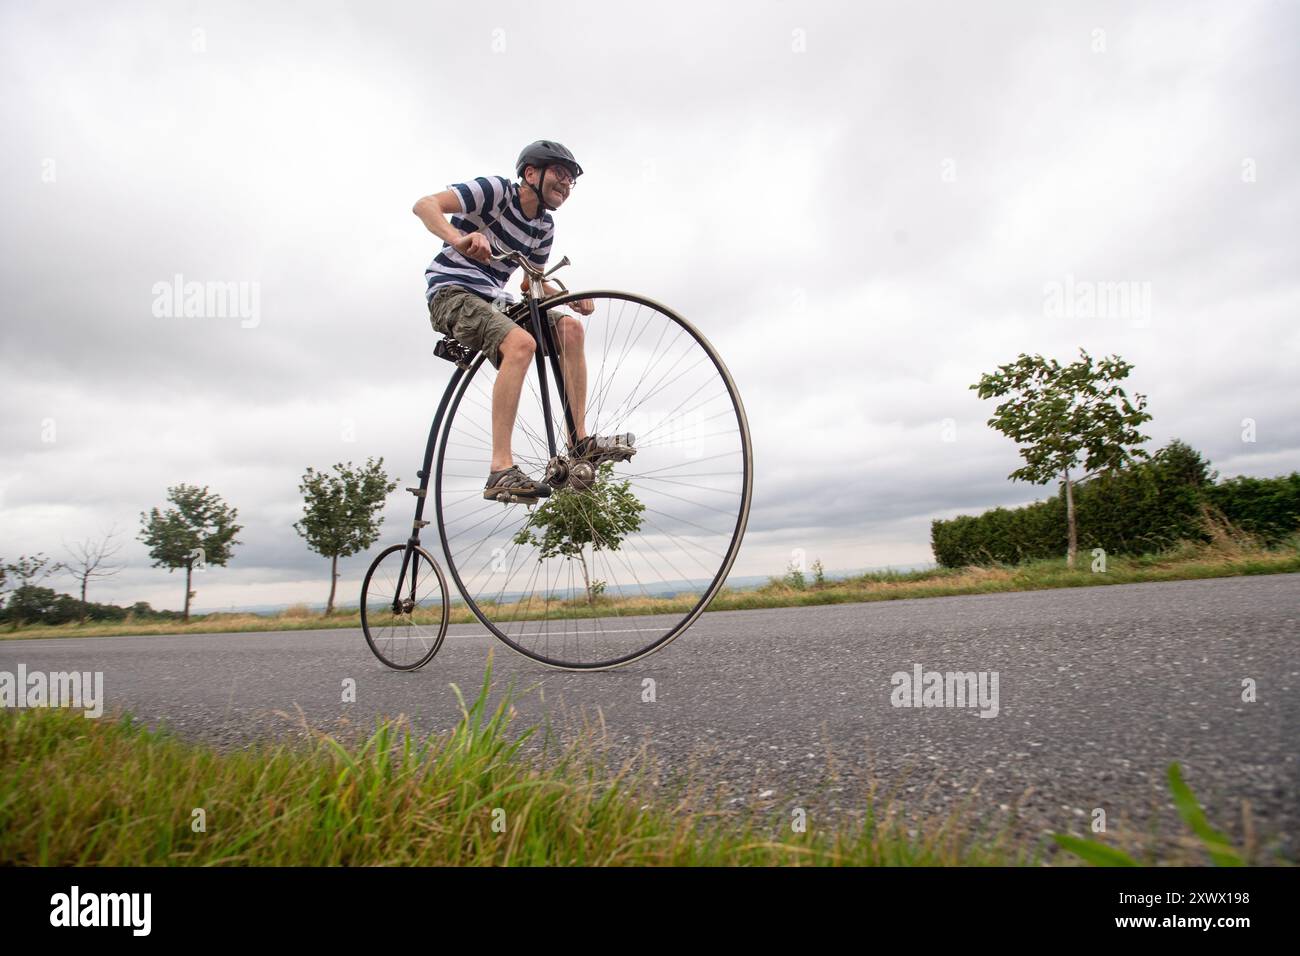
[2,0,1297,612]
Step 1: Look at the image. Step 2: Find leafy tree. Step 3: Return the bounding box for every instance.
[971,348,1152,569]
[2,554,65,630]
[138,484,242,622]
[512,463,645,604]
[61,523,126,624]
[293,458,397,615]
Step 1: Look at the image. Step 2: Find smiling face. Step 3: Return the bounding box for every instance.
[525,163,574,209]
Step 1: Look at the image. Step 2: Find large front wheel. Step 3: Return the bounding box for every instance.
[434,291,752,670]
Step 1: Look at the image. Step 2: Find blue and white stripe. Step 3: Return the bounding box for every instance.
[425,175,554,305]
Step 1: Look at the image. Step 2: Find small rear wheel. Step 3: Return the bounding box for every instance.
[360,543,450,670]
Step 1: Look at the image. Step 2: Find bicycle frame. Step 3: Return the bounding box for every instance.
[387,250,578,615]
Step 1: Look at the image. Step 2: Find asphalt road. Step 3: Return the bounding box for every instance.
[3,573,1297,859]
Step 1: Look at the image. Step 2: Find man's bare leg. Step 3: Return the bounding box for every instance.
[555,315,588,444]
[491,328,535,472]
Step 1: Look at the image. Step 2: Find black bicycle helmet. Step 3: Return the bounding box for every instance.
[516,140,583,215]
[516,140,583,179]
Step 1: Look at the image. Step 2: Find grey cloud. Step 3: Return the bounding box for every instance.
[2,0,1297,609]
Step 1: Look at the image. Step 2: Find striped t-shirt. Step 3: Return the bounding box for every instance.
[424,175,554,306]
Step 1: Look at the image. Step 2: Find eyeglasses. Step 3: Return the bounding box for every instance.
[546,165,577,188]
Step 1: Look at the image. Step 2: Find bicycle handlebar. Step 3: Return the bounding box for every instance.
[484,238,571,295]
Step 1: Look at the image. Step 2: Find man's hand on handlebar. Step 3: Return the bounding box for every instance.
[522,275,586,306]
[454,233,493,263]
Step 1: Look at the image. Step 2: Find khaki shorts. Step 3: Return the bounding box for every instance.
[428,285,564,370]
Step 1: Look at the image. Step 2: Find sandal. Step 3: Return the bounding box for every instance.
[569,432,637,465]
[483,465,552,501]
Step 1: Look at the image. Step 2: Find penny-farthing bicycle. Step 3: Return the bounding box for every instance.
[360,247,752,671]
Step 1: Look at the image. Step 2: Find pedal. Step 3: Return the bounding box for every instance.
[482,478,551,504]
[413,519,430,528]
[406,487,426,498]
[490,493,537,507]
[580,446,636,466]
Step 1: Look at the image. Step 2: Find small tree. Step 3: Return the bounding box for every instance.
[138,484,242,621]
[2,554,65,630]
[971,348,1152,569]
[512,463,645,604]
[293,458,397,615]
[61,523,126,624]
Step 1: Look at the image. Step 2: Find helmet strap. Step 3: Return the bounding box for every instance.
[525,166,554,217]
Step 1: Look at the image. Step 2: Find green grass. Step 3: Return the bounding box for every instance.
[0,660,1028,866]
[6,533,1298,641]
[2,658,1285,866]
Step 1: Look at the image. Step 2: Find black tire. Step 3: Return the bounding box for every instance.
[360,543,450,670]
[434,290,752,670]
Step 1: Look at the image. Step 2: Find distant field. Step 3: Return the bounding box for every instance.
[4,532,1297,641]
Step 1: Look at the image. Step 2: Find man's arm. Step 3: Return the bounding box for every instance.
[412,190,491,262]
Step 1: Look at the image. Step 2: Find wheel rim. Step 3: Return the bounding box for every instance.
[360,544,449,670]
[435,291,752,670]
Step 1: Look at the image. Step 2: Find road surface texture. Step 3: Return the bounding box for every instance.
[4,573,1296,860]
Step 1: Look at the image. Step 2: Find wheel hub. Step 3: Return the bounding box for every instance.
[545,455,596,492]
[568,459,595,491]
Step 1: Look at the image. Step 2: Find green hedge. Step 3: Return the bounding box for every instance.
[1204,473,1300,545]
[931,440,1299,567]
[0,587,179,627]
